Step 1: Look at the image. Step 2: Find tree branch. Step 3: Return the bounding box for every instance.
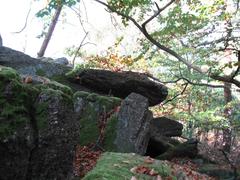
[145,70,225,88]
[94,0,142,30]
[162,83,188,105]
[231,50,240,79]
[142,1,174,27]
[72,32,89,66]
[94,0,240,88]
[12,5,32,34]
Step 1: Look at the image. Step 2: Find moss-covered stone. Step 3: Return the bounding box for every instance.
[84,152,175,180]
[0,66,74,139]
[0,66,21,81]
[36,80,73,99]
[74,91,121,149]
[36,68,46,76]
[0,66,39,139]
[65,64,87,79]
[104,114,118,151]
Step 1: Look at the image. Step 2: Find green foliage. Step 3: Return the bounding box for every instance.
[112,0,240,134]
[36,0,80,18]
[108,0,152,25]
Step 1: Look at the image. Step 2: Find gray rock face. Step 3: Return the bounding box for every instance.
[0,34,2,47]
[0,68,79,180]
[115,93,152,155]
[67,69,168,106]
[54,57,69,65]
[29,90,80,179]
[146,117,183,157]
[0,46,71,77]
[150,117,183,138]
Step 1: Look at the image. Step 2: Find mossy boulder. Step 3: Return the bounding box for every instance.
[84,152,175,180]
[73,91,121,151]
[0,66,38,139]
[115,93,153,155]
[29,88,79,179]
[0,66,80,179]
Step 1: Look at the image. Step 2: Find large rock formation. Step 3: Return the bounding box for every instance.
[67,68,168,106]
[146,117,184,158]
[0,46,71,77]
[150,117,183,138]
[73,91,121,151]
[0,66,80,180]
[115,93,153,155]
[0,34,2,47]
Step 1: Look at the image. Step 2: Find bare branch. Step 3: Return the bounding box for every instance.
[12,5,32,33]
[180,77,225,88]
[145,72,225,88]
[94,0,142,30]
[162,83,188,105]
[142,1,175,27]
[196,36,240,47]
[72,32,89,66]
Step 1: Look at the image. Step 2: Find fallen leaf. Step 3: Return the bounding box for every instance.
[122,160,131,164]
[24,76,33,84]
[130,166,137,173]
[149,168,158,176]
[144,156,155,164]
[130,176,138,180]
[156,175,162,180]
[113,164,121,168]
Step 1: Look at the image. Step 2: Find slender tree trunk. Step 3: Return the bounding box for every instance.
[37,5,63,57]
[222,82,232,152]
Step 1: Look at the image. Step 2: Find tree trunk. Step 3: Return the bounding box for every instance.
[37,5,63,57]
[222,82,232,152]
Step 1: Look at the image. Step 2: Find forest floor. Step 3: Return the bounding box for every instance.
[73,140,240,179]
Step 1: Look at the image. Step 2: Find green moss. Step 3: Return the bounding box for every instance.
[0,67,40,138]
[84,152,174,180]
[104,114,118,151]
[0,66,76,138]
[78,106,100,145]
[35,101,48,129]
[36,68,46,76]
[51,74,80,92]
[36,81,73,102]
[0,66,21,81]
[73,91,91,99]
[75,91,121,148]
[65,64,85,79]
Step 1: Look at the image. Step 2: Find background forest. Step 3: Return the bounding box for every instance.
[1,0,240,176]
